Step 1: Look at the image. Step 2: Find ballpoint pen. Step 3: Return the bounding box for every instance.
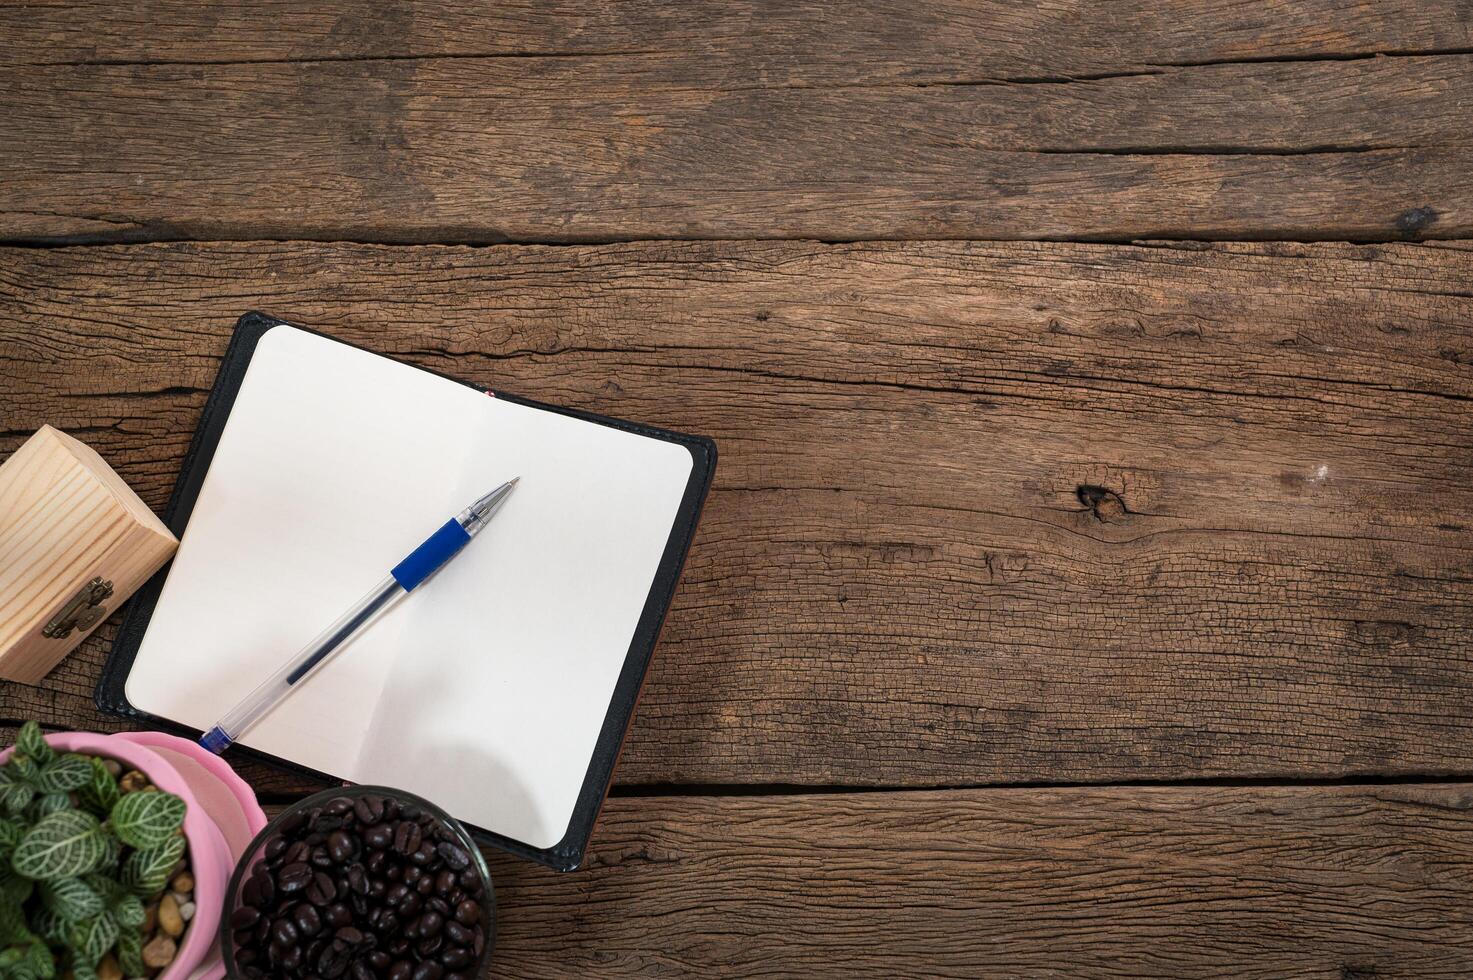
[199,477,519,754]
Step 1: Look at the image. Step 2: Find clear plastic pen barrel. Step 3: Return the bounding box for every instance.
[199,574,403,752]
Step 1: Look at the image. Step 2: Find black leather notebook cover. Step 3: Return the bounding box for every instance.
[98,312,716,871]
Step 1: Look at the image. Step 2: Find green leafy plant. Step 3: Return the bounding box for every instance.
[0,723,187,980]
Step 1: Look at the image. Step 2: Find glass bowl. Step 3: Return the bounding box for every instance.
[220,785,495,979]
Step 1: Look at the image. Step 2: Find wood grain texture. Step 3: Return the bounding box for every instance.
[0,425,176,683]
[477,783,1473,978]
[6,0,1472,72]
[2,1,1470,243]
[1,239,1471,789]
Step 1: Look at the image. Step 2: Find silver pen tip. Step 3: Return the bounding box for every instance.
[460,477,520,531]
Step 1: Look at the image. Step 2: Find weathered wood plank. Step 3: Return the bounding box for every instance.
[1,240,1471,788]
[4,0,1470,76]
[480,783,1473,977]
[2,2,1471,243]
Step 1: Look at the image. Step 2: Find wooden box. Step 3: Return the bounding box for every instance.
[0,426,177,684]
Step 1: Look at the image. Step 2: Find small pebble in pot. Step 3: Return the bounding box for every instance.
[142,934,177,970]
[157,893,184,938]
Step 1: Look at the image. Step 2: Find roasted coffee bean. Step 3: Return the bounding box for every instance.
[453,900,479,926]
[399,891,423,919]
[285,840,312,865]
[347,864,369,895]
[352,961,376,980]
[402,865,423,886]
[416,875,434,895]
[393,820,422,854]
[240,876,264,908]
[325,798,354,817]
[307,870,338,905]
[367,950,392,970]
[328,830,356,863]
[458,869,482,895]
[317,940,351,979]
[441,946,474,969]
[436,842,470,871]
[412,961,444,980]
[410,841,436,867]
[377,910,401,936]
[385,882,410,907]
[295,902,323,936]
[281,809,309,835]
[263,835,287,861]
[417,910,444,937]
[230,906,261,929]
[335,925,365,946]
[271,917,298,947]
[365,823,394,850]
[387,937,411,957]
[401,805,422,821]
[311,844,335,867]
[324,902,353,928]
[280,943,303,972]
[355,796,386,824]
[416,933,444,958]
[370,878,388,899]
[444,921,472,947]
[277,862,313,893]
[388,961,414,980]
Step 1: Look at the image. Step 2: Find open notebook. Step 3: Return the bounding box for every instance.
[101,314,714,870]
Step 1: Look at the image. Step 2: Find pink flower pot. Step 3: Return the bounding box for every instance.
[0,731,267,980]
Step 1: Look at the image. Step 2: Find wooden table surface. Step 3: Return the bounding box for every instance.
[3,3,1473,977]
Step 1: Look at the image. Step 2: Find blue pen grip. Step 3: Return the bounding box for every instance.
[391,519,472,591]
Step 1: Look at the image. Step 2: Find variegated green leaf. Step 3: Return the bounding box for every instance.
[0,784,33,816]
[119,835,184,897]
[27,795,70,822]
[108,792,185,851]
[79,874,119,904]
[0,898,27,943]
[76,761,118,818]
[26,907,67,946]
[67,915,117,966]
[109,893,144,931]
[115,926,143,976]
[0,822,20,857]
[10,811,107,881]
[68,955,97,980]
[0,946,26,970]
[38,878,102,922]
[33,757,89,795]
[95,831,120,874]
[0,870,31,907]
[14,725,52,769]
[23,942,52,980]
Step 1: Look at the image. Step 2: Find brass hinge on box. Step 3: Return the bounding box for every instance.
[42,577,115,639]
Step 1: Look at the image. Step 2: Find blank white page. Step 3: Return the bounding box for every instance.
[128,325,693,851]
[355,397,694,848]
